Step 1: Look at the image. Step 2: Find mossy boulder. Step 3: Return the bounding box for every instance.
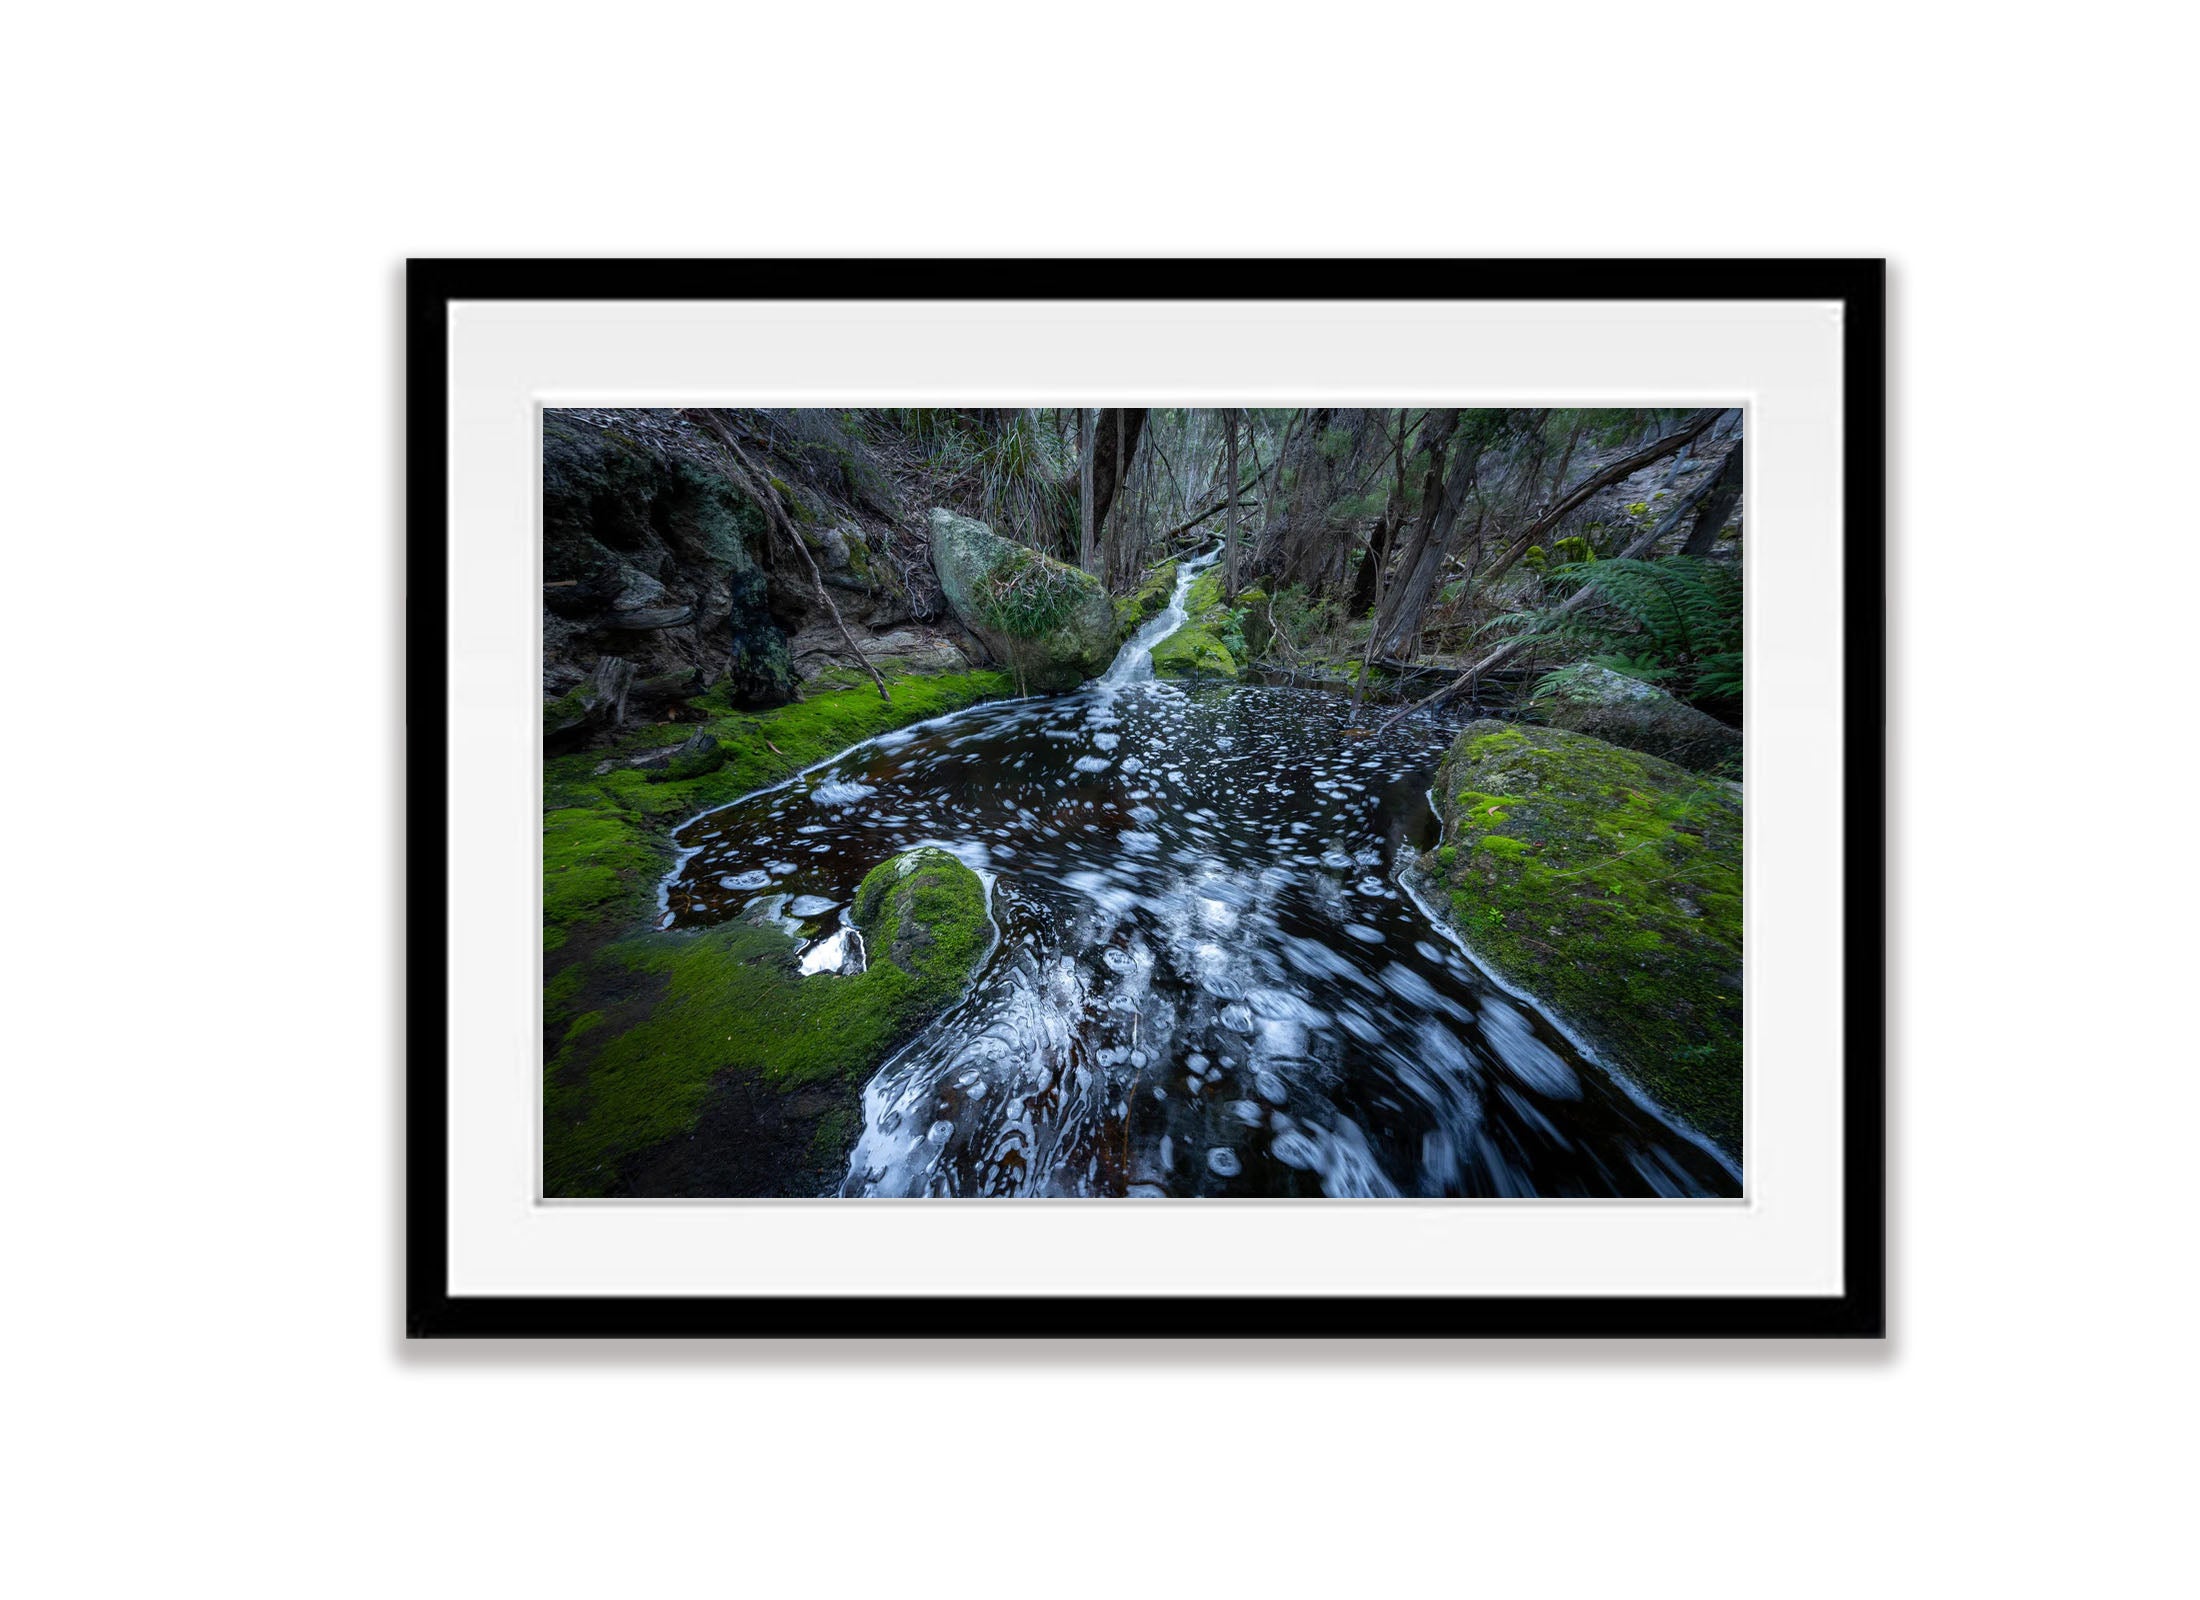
[1150,625,1240,678]
[1414,721,1743,1158]
[929,508,1117,691]
[641,730,726,783]
[849,848,993,1000]
[544,846,992,1197]
[1533,663,1741,775]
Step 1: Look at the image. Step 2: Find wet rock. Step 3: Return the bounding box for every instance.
[1531,663,1740,775]
[928,508,1118,691]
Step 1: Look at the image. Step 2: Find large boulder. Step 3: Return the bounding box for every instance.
[928,509,1117,691]
[1411,722,1743,1159]
[1532,663,1741,775]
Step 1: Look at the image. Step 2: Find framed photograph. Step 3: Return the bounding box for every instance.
[407,259,1883,1337]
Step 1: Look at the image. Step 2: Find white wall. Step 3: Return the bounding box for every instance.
[6,4,2188,1596]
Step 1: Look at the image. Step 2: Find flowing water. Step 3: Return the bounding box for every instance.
[662,552,1740,1198]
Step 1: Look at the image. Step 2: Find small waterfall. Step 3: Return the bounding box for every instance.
[1099,547,1223,686]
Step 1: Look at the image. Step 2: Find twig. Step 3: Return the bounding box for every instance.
[686,409,891,704]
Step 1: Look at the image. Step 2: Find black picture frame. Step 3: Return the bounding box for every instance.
[407,258,1885,1339]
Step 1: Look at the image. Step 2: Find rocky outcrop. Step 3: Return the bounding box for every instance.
[1414,721,1743,1158]
[544,412,798,712]
[928,509,1117,691]
[1531,663,1741,774]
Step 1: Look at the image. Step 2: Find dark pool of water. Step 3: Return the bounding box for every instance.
[660,657,1739,1199]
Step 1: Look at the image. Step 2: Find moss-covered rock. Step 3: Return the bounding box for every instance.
[1152,566,1248,679]
[929,508,1117,691]
[1415,721,1743,1157]
[642,730,726,783]
[1150,624,1240,678]
[544,846,992,1197]
[1533,663,1742,775]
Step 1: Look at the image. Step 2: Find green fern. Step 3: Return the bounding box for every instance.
[1503,555,1742,706]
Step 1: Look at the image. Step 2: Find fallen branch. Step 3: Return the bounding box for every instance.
[1161,493,1262,544]
[1478,409,1724,587]
[685,409,890,704]
[1374,503,1688,732]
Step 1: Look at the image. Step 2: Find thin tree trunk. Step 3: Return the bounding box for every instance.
[686,409,890,703]
[1345,409,1411,619]
[1077,408,1095,573]
[1349,410,1414,718]
[1680,441,1744,556]
[1545,415,1585,505]
[1371,409,1466,657]
[1223,407,1240,598]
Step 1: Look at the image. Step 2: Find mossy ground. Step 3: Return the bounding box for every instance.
[1151,566,1254,680]
[1422,722,1743,1156]
[545,847,991,1196]
[541,669,1013,1194]
[543,666,1013,953]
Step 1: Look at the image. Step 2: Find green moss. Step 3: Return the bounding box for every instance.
[542,685,590,737]
[541,668,1014,953]
[543,807,669,947]
[647,735,727,783]
[1114,558,1181,639]
[1421,721,1743,1157]
[544,848,991,1196]
[1150,624,1240,679]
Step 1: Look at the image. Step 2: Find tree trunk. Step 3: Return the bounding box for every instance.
[1681,440,1744,556]
[1088,407,1148,585]
[1345,509,1395,619]
[1371,410,1468,657]
[1344,409,1411,619]
[1377,481,1718,731]
[1089,407,1147,531]
[1223,407,1240,598]
[1077,408,1095,573]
